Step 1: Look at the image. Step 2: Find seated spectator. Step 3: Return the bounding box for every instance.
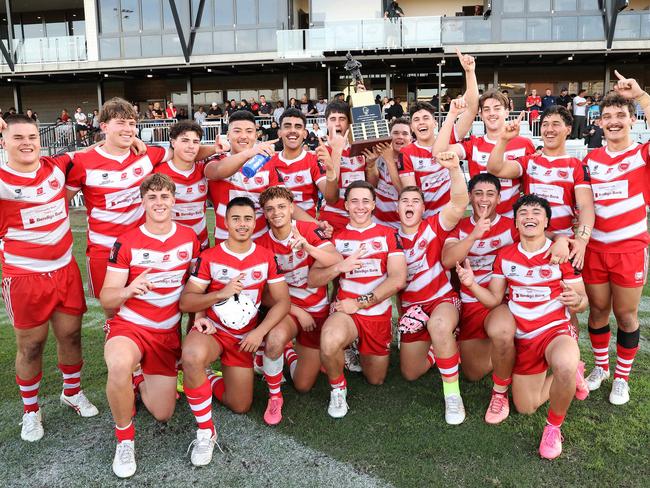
[266,120,279,141]
[225,99,237,117]
[177,107,188,120]
[299,94,317,115]
[165,101,177,118]
[145,102,155,119]
[387,97,404,120]
[315,96,327,115]
[194,105,207,124]
[25,108,38,123]
[250,98,260,116]
[288,97,298,109]
[258,95,273,116]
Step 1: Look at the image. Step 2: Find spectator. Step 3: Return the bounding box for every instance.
[194,105,207,124]
[265,120,279,141]
[334,92,345,103]
[145,102,155,119]
[557,87,572,110]
[74,106,89,142]
[312,121,326,140]
[60,108,70,122]
[151,102,165,119]
[273,101,285,123]
[571,88,588,139]
[587,96,600,120]
[255,122,265,141]
[305,128,319,150]
[258,95,273,117]
[583,117,604,149]
[383,98,394,119]
[177,107,188,120]
[288,97,298,109]
[133,103,143,121]
[239,99,253,113]
[225,99,237,117]
[387,97,404,120]
[25,108,38,122]
[440,95,451,112]
[32,112,40,123]
[165,101,177,118]
[525,89,542,111]
[90,109,101,141]
[541,89,557,110]
[501,90,515,111]
[384,1,404,21]
[207,102,222,119]
[315,96,327,115]
[299,94,317,115]
[250,98,260,116]
[375,94,382,105]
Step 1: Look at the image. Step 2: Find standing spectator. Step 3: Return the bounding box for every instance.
[541,88,557,110]
[273,101,285,123]
[525,89,542,111]
[288,97,298,109]
[557,87,572,110]
[194,105,207,124]
[91,108,102,141]
[315,96,327,115]
[225,100,237,117]
[334,92,345,103]
[383,98,394,119]
[384,1,405,21]
[258,95,273,117]
[387,96,404,120]
[250,98,260,115]
[25,108,38,122]
[60,108,70,122]
[501,90,515,111]
[177,107,188,120]
[299,94,316,115]
[587,96,600,120]
[265,120,279,141]
[571,88,588,139]
[165,101,177,118]
[74,106,89,142]
[151,102,165,119]
[145,102,155,119]
[133,103,143,120]
[583,116,604,149]
[375,94,382,105]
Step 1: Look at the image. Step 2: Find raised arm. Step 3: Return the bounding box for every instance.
[431,98,468,158]
[437,152,469,230]
[204,139,276,180]
[486,112,525,179]
[453,48,480,140]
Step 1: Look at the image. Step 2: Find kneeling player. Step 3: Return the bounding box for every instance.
[100,174,200,477]
[311,181,407,418]
[441,174,518,424]
[179,197,290,465]
[457,195,589,459]
[257,186,342,424]
[397,152,468,425]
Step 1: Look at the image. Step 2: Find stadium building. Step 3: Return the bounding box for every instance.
[0,0,648,122]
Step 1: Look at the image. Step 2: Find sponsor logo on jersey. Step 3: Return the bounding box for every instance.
[163,254,170,262]
[37,187,44,195]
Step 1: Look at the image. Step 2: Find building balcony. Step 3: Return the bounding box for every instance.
[1,35,87,65]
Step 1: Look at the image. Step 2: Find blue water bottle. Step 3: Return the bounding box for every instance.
[242,153,271,178]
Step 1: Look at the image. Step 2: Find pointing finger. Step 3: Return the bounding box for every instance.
[614,70,626,81]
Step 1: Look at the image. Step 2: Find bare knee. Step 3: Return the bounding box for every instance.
[365,374,385,386]
[461,364,487,382]
[105,354,134,382]
[428,315,453,338]
[514,402,539,415]
[18,341,46,364]
[181,346,207,372]
[400,365,422,382]
[614,312,638,331]
[293,380,314,394]
[264,330,286,359]
[228,399,252,414]
[58,328,82,349]
[150,404,175,422]
[320,334,343,359]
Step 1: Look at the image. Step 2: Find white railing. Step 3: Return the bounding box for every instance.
[12,35,87,64]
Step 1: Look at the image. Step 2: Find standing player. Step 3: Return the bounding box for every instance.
[256,186,342,424]
[433,90,536,217]
[66,97,218,301]
[100,174,200,477]
[398,50,478,217]
[397,152,468,425]
[581,72,650,404]
[441,174,518,424]
[310,181,407,418]
[179,197,290,466]
[364,117,412,229]
[457,194,589,460]
[1,115,98,443]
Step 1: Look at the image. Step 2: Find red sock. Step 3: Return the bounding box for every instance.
[426,346,435,367]
[492,373,512,393]
[185,380,215,435]
[588,325,611,371]
[16,372,42,413]
[546,409,565,427]
[265,372,284,398]
[115,421,135,442]
[58,361,82,397]
[284,347,298,379]
[436,351,460,379]
[329,373,347,390]
[132,369,144,393]
[614,329,640,381]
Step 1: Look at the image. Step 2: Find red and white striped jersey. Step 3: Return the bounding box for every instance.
[399,215,454,308]
[319,146,366,223]
[268,150,326,218]
[333,222,404,318]
[106,222,200,332]
[207,153,283,241]
[446,214,518,303]
[584,142,650,252]
[66,145,168,258]
[189,242,285,335]
[154,160,209,249]
[0,155,74,276]
[373,154,400,229]
[398,143,450,217]
[493,240,581,339]
[256,220,331,315]
[516,154,590,237]
[458,135,535,217]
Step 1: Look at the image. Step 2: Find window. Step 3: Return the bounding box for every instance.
[528,0,551,13]
[141,35,162,56]
[235,29,256,51]
[99,0,121,34]
[236,0,256,26]
[142,0,162,30]
[214,0,235,26]
[192,0,213,27]
[553,0,577,11]
[123,36,141,57]
[121,0,141,32]
[259,0,281,25]
[553,16,577,41]
[503,0,525,13]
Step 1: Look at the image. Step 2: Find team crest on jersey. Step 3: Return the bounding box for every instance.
[254,176,264,185]
[490,239,501,248]
[177,249,189,261]
[295,175,305,183]
[418,239,428,249]
[618,162,630,171]
[199,184,206,193]
[49,179,60,190]
[133,167,144,177]
[539,265,552,279]
[372,241,382,250]
[283,175,290,182]
[252,270,263,280]
[558,170,568,179]
[477,241,486,248]
[296,250,305,259]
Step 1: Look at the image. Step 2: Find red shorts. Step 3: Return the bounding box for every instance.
[2,259,87,329]
[513,323,577,376]
[458,301,490,342]
[318,210,348,233]
[212,329,254,368]
[400,294,461,344]
[582,247,648,288]
[351,313,392,356]
[290,313,328,349]
[87,254,110,298]
[105,321,181,377]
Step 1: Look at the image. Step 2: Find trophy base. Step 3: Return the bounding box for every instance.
[348,137,393,157]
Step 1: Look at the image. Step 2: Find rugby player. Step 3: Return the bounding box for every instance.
[1,115,98,443]
[457,194,589,460]
[179,197,290,465]
[100,174,200,477]
[581,72,650,404]
[397,151,468,425]
[311,181,407,418]
[256,186,342,424]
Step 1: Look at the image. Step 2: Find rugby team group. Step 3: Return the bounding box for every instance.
[1,50,648,478]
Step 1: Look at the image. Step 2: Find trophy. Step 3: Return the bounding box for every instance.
[343,52,391,157]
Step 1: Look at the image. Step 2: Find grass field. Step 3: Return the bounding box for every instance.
[0,208,648,488]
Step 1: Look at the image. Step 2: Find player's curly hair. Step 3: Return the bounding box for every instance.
[513,194,552,224]
[170,119,204,140]
[468,173,501,193]
[259,185,294,208]
[600,93,636,118]
[540,105,573,127]
[279,108,307,127]
[325,101,350,121]
[409,101,436,118]
[99,97,138,124]
[139,173,176,197]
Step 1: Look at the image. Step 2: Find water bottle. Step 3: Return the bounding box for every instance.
[242,153,271,178]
